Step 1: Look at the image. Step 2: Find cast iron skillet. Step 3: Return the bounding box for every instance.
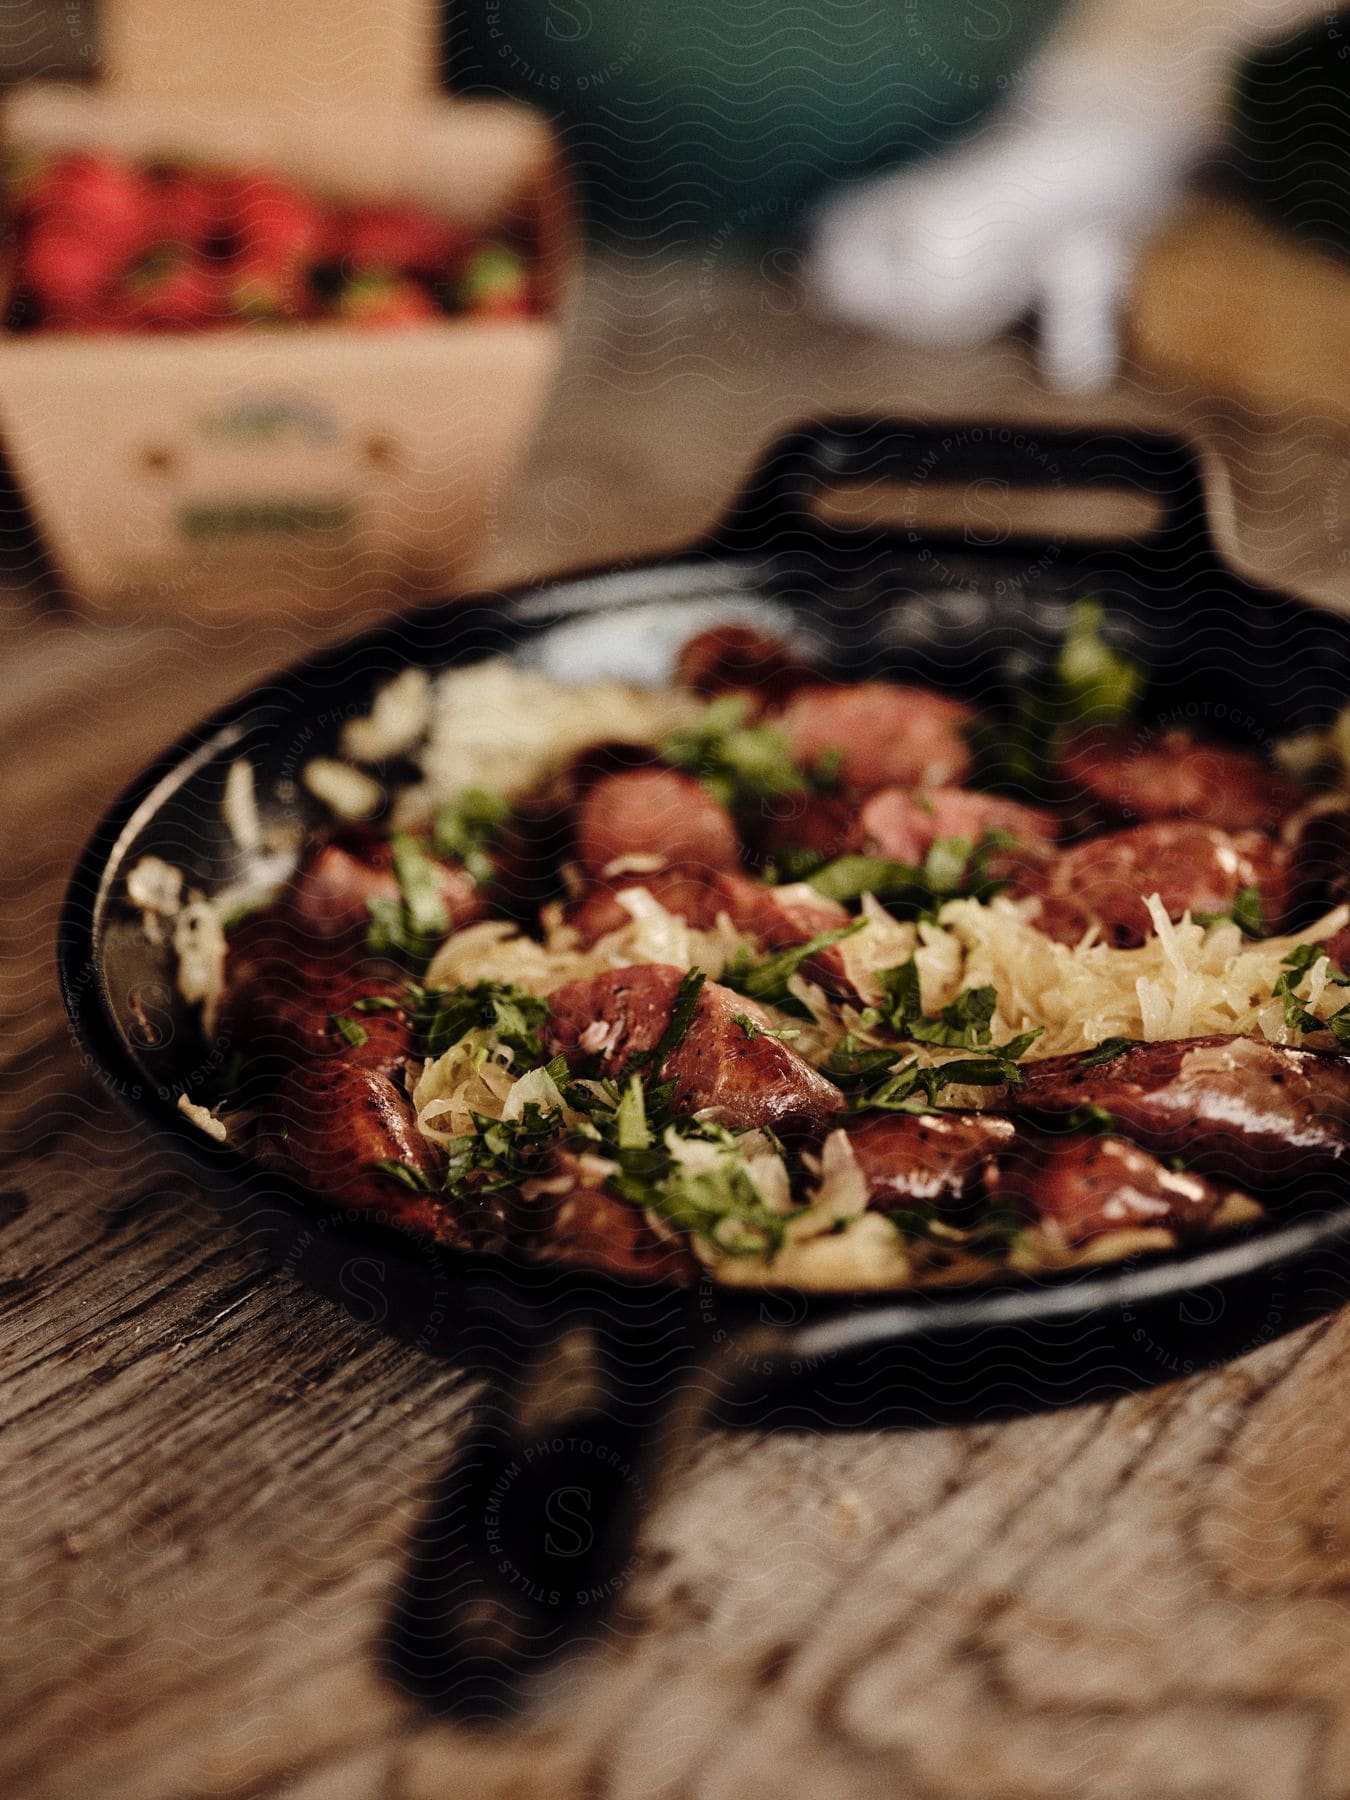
[59,419,1350,1717]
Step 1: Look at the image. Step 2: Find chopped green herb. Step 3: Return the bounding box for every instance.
[969,598,1145,795]
[721,921,864,1015]
[1075,1036,1139,1070]
[612,1148,788,1259]
[330,1013,369,1049]
[417,980,549,1066]
[1058,598,1143,727]
[372,1158,433,1192]
[365,832,450,964]
[1194,886,1267,937]
[805,830,1016,918]
[1272,943,1350,1040]
[732,1012,800,1043]
[613,1074,652,1152]
[644,968,707,1072]
[432,787,511,888]
[440,1101,565,1204]
[1064,1103,1120,1135]
[349,990,413,1014]
[660,694,823,811]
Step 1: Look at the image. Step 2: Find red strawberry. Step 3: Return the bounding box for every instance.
[118,252,224,331]
[28,153,152,267]
[223,171,327,268]
[337,201,462,276]
[21,225,117,323]
[336,272,438,327]
[458,245,532,319]
[145,164,218,255]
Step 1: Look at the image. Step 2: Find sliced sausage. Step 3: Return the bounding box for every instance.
[844,1110,1015,1217]
[858,786,1059,866]
[1021,822,1291,947]
[776,681,975,792]
[222,906,411,1068]
[675,623,812,711]
[573,767,741,878]
[267,1058,466,1243]
[544,963,845,1135]
[289,834,487,944]
[518,1149,699,1285]
[1058,725,1302,833]
[998,1129,1226,1244]
[1012,1034,1350,1186]
[751,790,859,867]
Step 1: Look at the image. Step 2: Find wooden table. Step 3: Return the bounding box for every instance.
[7,257,1350,1800]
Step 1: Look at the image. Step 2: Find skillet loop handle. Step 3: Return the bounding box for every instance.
[713,416,1214,561]
[383,1316,772,1721]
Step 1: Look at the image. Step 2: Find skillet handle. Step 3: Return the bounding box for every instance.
[712,416,1214,561]
[382,1311,773,1721]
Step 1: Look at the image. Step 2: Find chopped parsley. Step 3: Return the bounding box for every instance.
[804,830,1016,918]
[415,980,549,1065]
[1273,943,1350,1041]
[643,968,707,1072]
[365,832,450,964]
[721,921,864,1015]
[822,961,1041,1112]
[732,1013,801,1043]
[432,786,511,888]
[969,598,1144,795]
[660,694,830,811]
[1194,886,1267,937]
[1075,1036,1139,1070]
[863,955,1041,1062]
[372,1158,434,1192]
[330,1013,369,1049]
[1063,1102,1121,1134]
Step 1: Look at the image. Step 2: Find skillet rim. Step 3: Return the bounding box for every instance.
[55,543,1350,1344]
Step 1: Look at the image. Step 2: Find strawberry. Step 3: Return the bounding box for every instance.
[117,252,223,331]
[28,153,152,268]
[336,272,438,327]
[337,201,462,276]
[145,164,218,256]
[457,245,532,319]
[21,225,117,323]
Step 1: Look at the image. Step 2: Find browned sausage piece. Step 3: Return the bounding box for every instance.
[1058,725,1302,833]
[222,906,411,1067]
[290,835,487,943]
[998,1130,1226,1244]
[751,790,860,866]
[675,623,812,711]
[1021,822,1292,947]
[843,1110,1015,1217]
[544,963,845,1135]
[776,681,975,792]
[573,767,741,879]
[267,1058,468,1243]
[1012,1035,1350,1186]
[858,786,1059,865]
[518,1149,699,1284]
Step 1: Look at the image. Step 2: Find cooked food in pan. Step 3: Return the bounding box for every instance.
[139,608,1350,1291]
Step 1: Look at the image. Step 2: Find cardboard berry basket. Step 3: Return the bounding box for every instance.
[0,83,571,615]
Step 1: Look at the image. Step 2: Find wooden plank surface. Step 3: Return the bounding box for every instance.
[6,255,1350,1800]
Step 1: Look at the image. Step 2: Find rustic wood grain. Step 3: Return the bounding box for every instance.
[6,254,1350,1800]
